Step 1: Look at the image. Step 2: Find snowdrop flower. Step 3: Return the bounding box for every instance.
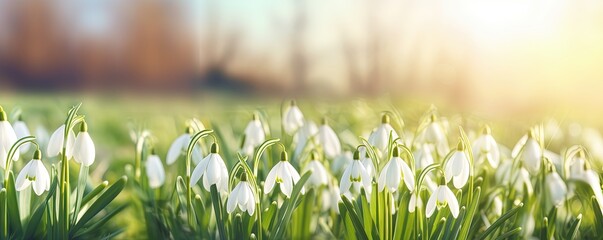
[331,151,353,175]
[241,113,266,156]
[166,126,202,165]
[426,184,459,218]
[495,161,533,195]
[264,151,304,198]
[294,120,318,157]
[47,124,75,159]
[368,114,398,153]
[0,107,18,165]
[472,126,500,168]
[303,152,329,187]
[444,142,471,189]
[317,118,341,159]
[190,143,229,193]
[409,191,423,213]
[378,146,415,193]
[519,132,542,174]
[322,184,342,213]
[418,114,450,158]
[568,154,603,210]
[16,149,50,196]
[227,173,256,216]
[544,169,567,208]
[414,144,434,171]
[73,122,95,167]
[13,116,31,153]
[340,150,372,198]
[283,100,304,135]
[145,153,165,189]
[360,149,376,180]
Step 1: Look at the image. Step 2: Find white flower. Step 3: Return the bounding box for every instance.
[145,154,165,189]
[294,120,318,157]
[47,124,75,159]
[13,118,30,153]
[16,150,50,196]
[520,133,542,174]
[264,152,304,198]
[190,143,229,193]
[283,100,304,135]
[241,114,266,156]
[303,155,328,187]
[426,185,459,218]
[569,156,603,210]
[495,161,533,195]
[378,147,415,193]
[414,144,434,171]
[472,126,500,168]
[321,185,342,213]
[368,115,398,153]
[0,108,18,165]
[73,122,95,167]
[227,177,256,216]
[340,150,372,198]
[360,151,376,180]
[166,127,202,165]
[409,191,423,213]
[420,114,449,157]
[332,151,353,175]
[545,170,567,207]
[444,144,471,189]
[317,119,341,159]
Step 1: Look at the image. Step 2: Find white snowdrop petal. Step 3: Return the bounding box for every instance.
[264,166,278,194]
[167,134,189,165]
[426,190,438,217]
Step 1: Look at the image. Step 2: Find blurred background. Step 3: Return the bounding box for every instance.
[0,0,602,115]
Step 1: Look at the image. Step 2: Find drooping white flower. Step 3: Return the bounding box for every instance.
[166,126,202,165]
[227,174,256,216]
[145,154,165,189]
[378,147,415,193]
[0,107,18,165]
[426,184,459,218]
[368,114,399,153]
[332,151,353,175]
[16,149,50,196]
[414,144,434,171]
[13,117,31,153]
[283,100,304,135]
[409,191,423,213]
[420,114,449,157]
[472,126,500,168]
[519,132,542,174]
[444,142,471,189]
[321,184,342,213]
[495,161,533,195]
[73,122,95,167]
[47,124,75,159]
[568,155,603,210]
[264,151,304,198]
[241,114,266,156]
[317,118,341,159]
[303,153,329,187]
[340,150,372,198]
[190,143,229,193]
[545,170,567,207]
[294,120,318,157]
[360,149,376,180]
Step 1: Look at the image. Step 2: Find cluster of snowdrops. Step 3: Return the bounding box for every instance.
[1,101,603,239]
[129,101,603,239]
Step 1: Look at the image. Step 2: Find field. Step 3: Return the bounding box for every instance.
[0,92,601,239]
